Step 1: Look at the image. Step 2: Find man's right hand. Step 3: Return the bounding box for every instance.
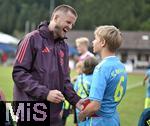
[47,90,65,103]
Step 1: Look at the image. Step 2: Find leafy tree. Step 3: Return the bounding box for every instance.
[0,0,150,35]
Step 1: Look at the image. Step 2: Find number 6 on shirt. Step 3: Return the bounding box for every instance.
[114,76,125,102]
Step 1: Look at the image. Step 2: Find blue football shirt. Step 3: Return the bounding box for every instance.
[146,69,150,86]
[74,74,93,126]
[74,74,93,98]
[146,69,150,97]
[89,56,127,118]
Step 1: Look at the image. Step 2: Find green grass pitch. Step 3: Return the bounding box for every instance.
[0,66,146,126]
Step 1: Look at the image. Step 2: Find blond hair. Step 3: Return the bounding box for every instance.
[75,37,89,46]
[94,25,123,52]
[52,4,78,18]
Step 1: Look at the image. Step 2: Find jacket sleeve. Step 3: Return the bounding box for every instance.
[63,44,81,106]
[12,34,49,100]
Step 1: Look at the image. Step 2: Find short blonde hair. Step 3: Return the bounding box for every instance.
[94,25,123,52]
[52,4,78,18]
[75,37,89,46]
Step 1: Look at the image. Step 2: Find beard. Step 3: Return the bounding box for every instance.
[54,25,65,39]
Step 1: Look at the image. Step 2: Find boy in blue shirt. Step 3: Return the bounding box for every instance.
[74,57,98,126]
[79,25,127,126]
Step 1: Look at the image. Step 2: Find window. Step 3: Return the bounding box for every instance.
[121,52,128,63]
[138,54,141,61]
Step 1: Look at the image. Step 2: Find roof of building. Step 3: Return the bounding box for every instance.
[66,30,150,50]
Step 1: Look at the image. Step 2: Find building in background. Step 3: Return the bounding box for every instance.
[66,31,150,71]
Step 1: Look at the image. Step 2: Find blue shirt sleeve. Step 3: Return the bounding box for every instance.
[89,65,107,102]
[146,70,150,77]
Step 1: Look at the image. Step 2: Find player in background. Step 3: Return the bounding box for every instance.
[138,108,150,126]
[79,25,127,126]
[74,57,98,126]
[143,66,150,109]
[75,37,94,62]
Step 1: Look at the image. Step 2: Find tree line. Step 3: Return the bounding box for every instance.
[0,0,150,36]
